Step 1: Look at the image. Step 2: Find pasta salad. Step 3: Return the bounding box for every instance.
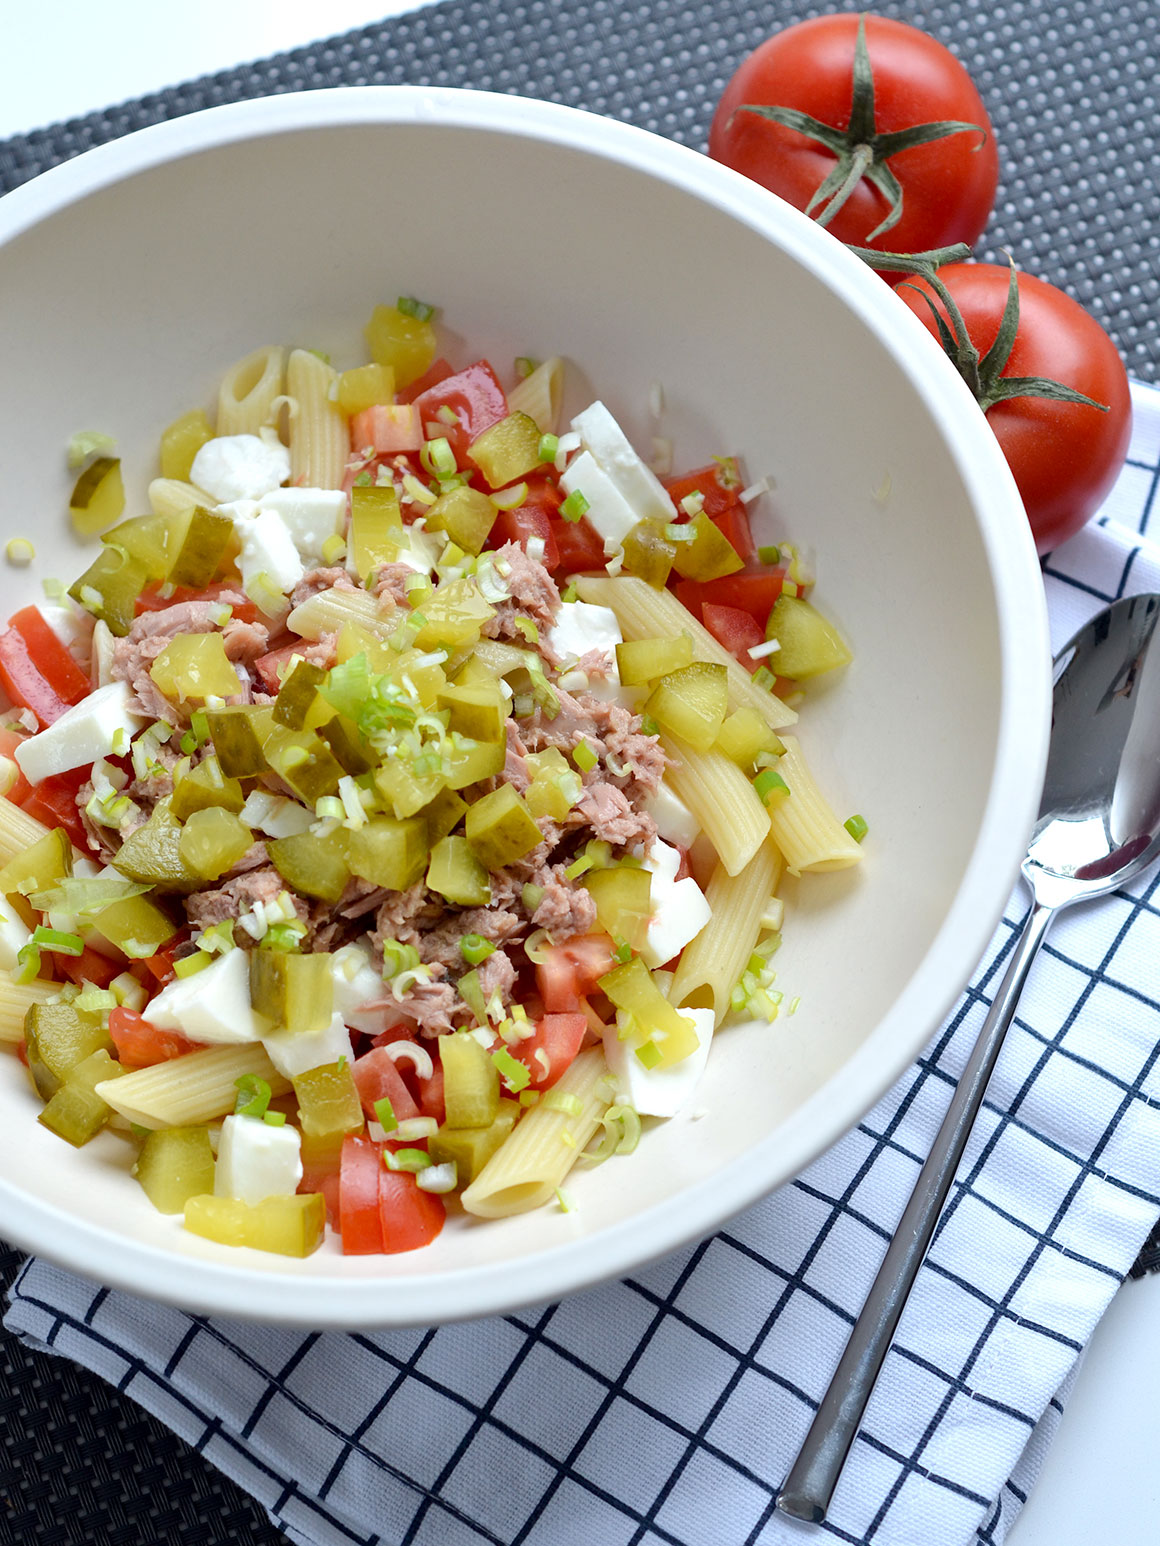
[0,299,862,1259]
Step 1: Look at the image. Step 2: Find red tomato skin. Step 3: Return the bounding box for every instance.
[536,936,616,1014]
[673,570,784,629]
[0,608,91,728]
[510,1013,588,1090]
[378,1169,445,1254]
[396,357,454,405]
[339,1134,386,1254]
[107,1006,203,1068]
[135,583,260,623]
[896,265,1133,553]
[351,1046,422,1123]
[489,476,563,570]
[411,361,508,463]
[701,603,764,668]
[550,515,606,577]
[662,463,743,520]
[21,767,93,854]
[709,16,999,257]
[59,947,125,992]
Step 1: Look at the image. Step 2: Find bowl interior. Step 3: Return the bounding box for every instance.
[0,92,1045,1323]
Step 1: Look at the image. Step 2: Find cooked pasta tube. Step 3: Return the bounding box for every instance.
[217,345,286,436]
[507,356,564,434]
[0,972,59,1045]
[576,575,797,731]
[660,732,770,876]
[460,1049,611,1218]
[148,478,217,522]
[669,839,783,1023]
[768,734,863,873]
[0,797,51,864]
[95,1044,290,1130]
[288,348,347,490]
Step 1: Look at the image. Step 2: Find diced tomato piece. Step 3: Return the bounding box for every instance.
[396,356,454,405]
[59,947,125,992]
[299,1169,342,1229]
[663,462,744,519]
[107,1005,203,1068]
[0,728,34,805]
[339,1134,385,1254]
[536,935,617,1014]
[709,505,756,564]
[135,583,261,624]
[509,1012,588,1090]
[351,1046,422,1123]
[350,403,424,455]
[490,503,560,571]
[378,1168,445,1254]
[137,932,186,987]
[0,608,90,728]
[411,361,508,464]
[549,515,607,578]
[701,603,764,670]
[251,638,337,695]
[22,767,92,853]
[672,568,785,629]
[415,1056,445,1125]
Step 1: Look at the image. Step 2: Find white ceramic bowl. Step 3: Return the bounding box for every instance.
[0,88,1049,1326]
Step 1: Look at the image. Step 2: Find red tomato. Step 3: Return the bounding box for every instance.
[107,1006,203,1068]
[378,1169,445,1254]
[349,403,424,456]
[58,947,125,992]
[351,1046,423,1124]
[22,767,93,854]
[550,516,607,578]
[490,475,563,570]
[252,639,336,695]
[896,264,1133,553]
[509,1013,588,1090]
[0,728,34,807]
[673,570,784,629]
[396,356,454,405]
[536,935,616,1014]
[663,462,744,520]
[411,361,508,464]
[709,16,999,259]
[339,1134,385,1254]
[137,932,187,987]
[0,608,91,728]
[701,603,764,668]
[135,583,261,624]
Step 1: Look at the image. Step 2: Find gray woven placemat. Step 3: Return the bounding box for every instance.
[2,2,1159,1542]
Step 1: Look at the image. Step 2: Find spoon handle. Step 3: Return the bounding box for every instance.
[776,896,1056,1524]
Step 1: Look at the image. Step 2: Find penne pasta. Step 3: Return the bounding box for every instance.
[0,796,51,864]
[507,356,565,434]
[148,477,216,522]
[576,575,798,731]
[216,345,286,437]
[288,348,348,490]
[94,1044,290,1130]
[460,1049,612,1218]
[768,734,864,873]
[0,971,59,1045]
[660,731,770,876]
[669,839,783,1023]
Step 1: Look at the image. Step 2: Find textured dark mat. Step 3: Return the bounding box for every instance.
[2,1,1159,1542]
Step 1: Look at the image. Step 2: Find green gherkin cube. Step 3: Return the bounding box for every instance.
[465,784,542,870]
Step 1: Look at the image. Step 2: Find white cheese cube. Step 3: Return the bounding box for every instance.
[560,450,640,551]
[571,401,675,527]
[644,783,700,849]
[239,791,315,840]
[13,682,147,785]
[232,507,305,597]
[602,1006,714,1118]
[258,487,346,562]
[191,431,290,503]
[547,600,622,667]
[372,519,444,578]
[37,603,93,655]
[144,948,263,1044]
[214,1113,303,1206]
[263,1011,354,1080]
[0,900,31,972]
[641,836,683,886]
[331,941,390,1034]
[641,876,713,970]
[91,620,116,687]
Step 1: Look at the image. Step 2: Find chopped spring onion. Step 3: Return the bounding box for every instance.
[381,938,421,978]
[32,926,84,957]
[751,665,777,693]
[559,489,589,523]
[381,1040,435,1081]
[514,617,539,644]
[561,582,579,604]
[373,1097,399,1133]
[417,1161,459,1194]
[420,436,456,481]
[492,1046,531,1093]
[74,986,117,1013]
[395,1116,438,1141]
[747,637,782,660]
[489,481,528,511]
[514,355,539,379]
[458,969,488,1024]
[5,538,34,566]
[537,433,559,463]
[573,739,598,774]
[757,544,782,565]
[402,472,438,506]
[639,713,660,737]
[436,403,459,426]
[634,1039,664,1070]
[235,1075,273,1119]
[321,533,347,566]
[554,1186,575,1213]
[67,429,117,469]
[740,477,772,505]
[174,952,212,979]
[397,294,436,323]
[263,1110,287,1127]
[789,996,801,1015]
[678,492,705,518]
[613,938,633,965]
[461,934,495,966]
[844,814,869,843]
[754,767,790,807]
[664,522,696,543]
[382,1147,432,1173]
[543,1090,582,1117]
[564,839,611,880]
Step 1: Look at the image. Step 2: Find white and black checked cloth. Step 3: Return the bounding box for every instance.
[5,382,1160,1546]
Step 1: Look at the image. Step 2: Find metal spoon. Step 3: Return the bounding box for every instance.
[777,591,1160,1525]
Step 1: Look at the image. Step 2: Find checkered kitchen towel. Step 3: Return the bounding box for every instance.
[7,383,1160,1546]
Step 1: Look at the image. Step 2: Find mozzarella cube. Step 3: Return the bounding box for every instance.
[91,620,116,687]
[644,783,700,849]
[239,791,315,840]
[640,836,683,886]
[390,520,444,577]
[547,600,622,668]
[572,401,674,527]
[37,603,93,655]
[263,1010,354,1080]
[0,900,31,972]
[145,948,263,1044]
[232,507,305,597]
[13,681,147,785]
[191,431,290,502]
[331,941,390,1034]
[641,876,712,970]
[602,1006,714,1118]
[560,450,639,551]
[258,487,346,562]
[214,1113,303,1206]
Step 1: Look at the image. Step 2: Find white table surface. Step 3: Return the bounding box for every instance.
[4,4,1159,1543]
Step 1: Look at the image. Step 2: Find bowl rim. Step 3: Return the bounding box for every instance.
[0,84,1050,1326]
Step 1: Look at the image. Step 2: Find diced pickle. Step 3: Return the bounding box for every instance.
[364,303,436,389]
[206,705,275,778]
[443,737,507,791]
[268,829,349,903]
[166,505,235,589]
[425,486,497,555]
[150,633,242,702]
[69,547,148,636]
[102,513,172,582]
[347,816,429,892]
[170,755,245,820]
[160,409,214,482]
[644,661,728,753]
[429,1099,520,1184]
[599,958,701,1066]
[764,595,852,679]
[293,1060,364,1140]
[250,951,334,1033]
[615,634,694,686]
[0,826,72,897]
[427,835,491,906]
[437,680,507,743]
[384,649,447,709]
[113,800,201,893]
[263,726,345,804]
[524,747,581,821]
[413,577,495,650]
[349,485,404,581]
[315,714,375,776]
[465,784,542,870]
[336,363,396,416]
[178,807,253,881]
[24,1002,111,1101]
[417,787,468,845]
[584,866,653,952]
[69,456,125,537]
[90,892,177,957]
[273,657,327,730]
[184,1192,326,1257]
[622,520,678,588]
[715,707,785,769]
[136,1125,216,1212]
[38,1049,124,1147]
[373,758,445,821]
[441,1033,500,1129]
[670,511,745,582]
[466,412,543,490]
